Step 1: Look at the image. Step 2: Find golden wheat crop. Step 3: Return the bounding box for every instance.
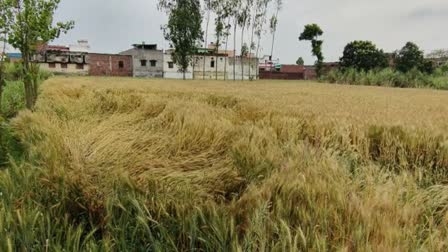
[6,76,448,250]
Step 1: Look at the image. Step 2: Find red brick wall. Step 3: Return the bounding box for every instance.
[259,70,305,80]
[88,53,133,76]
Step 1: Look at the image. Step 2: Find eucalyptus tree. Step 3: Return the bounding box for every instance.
[269,0,282,71]
[220,0,234,80]
[231,0,242,81]
[238,0,251,80]
[254,0,269,79]
[213,9,224,80]
[248,0,270,79]
[202,0,212,79]
[4,0,74,109]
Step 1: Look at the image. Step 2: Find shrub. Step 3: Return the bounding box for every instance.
[1,81,25,118]
[322,67,444,89]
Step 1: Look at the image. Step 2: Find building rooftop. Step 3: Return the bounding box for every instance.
[132,44,158,50]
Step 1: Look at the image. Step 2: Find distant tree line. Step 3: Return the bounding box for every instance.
[340,40,435,74]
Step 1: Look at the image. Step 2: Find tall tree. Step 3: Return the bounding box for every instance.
[214,15,224,80]
[216,0,233,80]
[5,0,73,109]
[299,23,324,77]
[238,0,251,80]
[231,0,242,81]
[269,0,282,72]
[296,57,304,66]
[254,0,269,80]
[164,0,203,80]
[202,0,212,79]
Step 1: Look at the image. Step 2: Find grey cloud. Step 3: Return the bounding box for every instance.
[408,7,448,19]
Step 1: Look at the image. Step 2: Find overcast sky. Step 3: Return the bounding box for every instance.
[49,0,448,64]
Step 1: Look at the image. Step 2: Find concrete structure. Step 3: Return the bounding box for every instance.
[120,43,163,78]
[33,44,89,75]
[88,53,133,77]
[192,48,259,80]
[163,50,193,79]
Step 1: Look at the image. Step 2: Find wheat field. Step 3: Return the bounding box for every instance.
[2,76,448,251]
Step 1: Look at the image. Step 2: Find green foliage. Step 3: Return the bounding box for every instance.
[0,119,23,166]
[296,57,304,65]
[340,40,388,71]
[3,63,23,81]
[299,23,323,41]
[4,0,73,109]
[1,81,25,118]
[164,0,203,80]
[323,67,448,89]
[299,24,324,77]
[395,42,433,74]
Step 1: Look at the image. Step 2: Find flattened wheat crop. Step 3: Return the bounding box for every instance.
[2,76,448,251]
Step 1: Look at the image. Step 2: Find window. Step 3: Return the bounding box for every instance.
[61,63,68,69]
[168,62,174,69]
[48,63,56,68]
[140,60,147,67]
[150,60,157,67]
[118,61,124,69]
[76,64,84,70]
[210,60,215,68]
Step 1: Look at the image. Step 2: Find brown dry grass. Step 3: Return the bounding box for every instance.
[4,76,448,250]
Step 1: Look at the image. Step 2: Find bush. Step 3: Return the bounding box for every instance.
[3,63,23,81]
[323,67,446,89]
[1,81,25,118]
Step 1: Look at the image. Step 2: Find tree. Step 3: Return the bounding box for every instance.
[0,1,13,112]
[214,14,224,80]
[254,0,269,79]
[202,0,212,80]
[296,57,304,65]
[395,42,432,74]
[237,0,250,81]
[220,0,233,80]
[248,0,270,80]
[5,0,73,109]
[164,0,203,80]
[299,23,324,77]
[269,0,282,70]
[231,0,242,81]
[339,41,388,72]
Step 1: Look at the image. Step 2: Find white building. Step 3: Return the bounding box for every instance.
[163,50,193,79]
[162,47,259,80]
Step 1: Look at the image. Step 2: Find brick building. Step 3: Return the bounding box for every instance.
[88,53,133,77]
